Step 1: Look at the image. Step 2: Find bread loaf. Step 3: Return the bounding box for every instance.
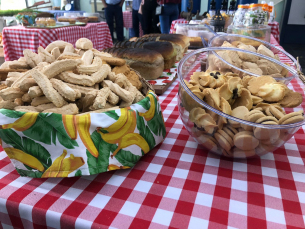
[142,41,177,69]
[115,48,164,80]
[189,37,204,47]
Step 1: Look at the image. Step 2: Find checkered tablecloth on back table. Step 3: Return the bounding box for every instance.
[123,11,144,37]
[1,36,305,229]
[2,22,113,61]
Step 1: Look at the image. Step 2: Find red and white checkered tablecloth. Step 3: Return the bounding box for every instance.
[170,19,280,43]
[2,22,113,61]
[268,21,280,43]
[123,11,143,37]
[1,36,305,229]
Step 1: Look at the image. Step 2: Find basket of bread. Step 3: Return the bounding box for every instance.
[0,38,166,178]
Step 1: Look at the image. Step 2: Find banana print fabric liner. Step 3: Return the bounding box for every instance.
[0,91,166,178]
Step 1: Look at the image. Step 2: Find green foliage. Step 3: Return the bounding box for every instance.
[136,112,155,150]
[16,168,43,178]
[75,170,82,177]
[0,109,23,119]
[105,110,119,120]
[0,129,51,170]
[147,96,166,138]
[115,149,141,167]
[22,113,78,149]
[86,131,111,175]
[137,96,150,110]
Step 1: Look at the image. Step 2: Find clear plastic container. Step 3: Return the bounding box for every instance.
[244,3,265,27]
[227,25,271,42]
[208,34,300,84]
[63,13,81,18]
[177,47,305,158]
[35,17,56,27]
[176,24,216,41]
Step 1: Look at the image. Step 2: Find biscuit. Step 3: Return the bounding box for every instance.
[214,129,234,151]
[19,78,37,92]
[278,110,304,125]
[232,88,253,110]
[257,82,287,102]
[98,56,126,66]
[0,87,24,101]
[197,134,218,152]
[228,106,249,128]
[0,101,18,109]
[31,96,51,106]
[233,147,256,158]
[234,131,259,151]
[81,50,94,65]
[112,64,130,75]
[45,40,72,53]
[265,105,284,120]
[43,103,79,115]
[189,107,217,134]
[126,70,142,90]
[75,38,93,50]
[35,103,56,112]
[15,106,38,113]
[257,44,275,58]
[278,89,303,108]
[31,69,66,108]
[247,75,276,95]
[251,95,263,105]
[21,93,32,103]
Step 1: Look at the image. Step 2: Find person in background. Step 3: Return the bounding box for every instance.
[102,0,125,42]
[140,0,159,35]
[132,0,142,37]
[158,0,181,34]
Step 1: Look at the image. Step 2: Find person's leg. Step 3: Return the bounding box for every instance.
[104,5,114,41]
[138,13,143,36]
[141,8,149,35]
[132,9,139,37]
[159,4,170,34]
[114,5,124,41]
[169,4,179,29]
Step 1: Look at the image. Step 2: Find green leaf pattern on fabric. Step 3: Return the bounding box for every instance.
[86,130,111,175]
[0,92,166,178]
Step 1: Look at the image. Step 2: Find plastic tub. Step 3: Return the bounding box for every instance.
[176,24,216,41]
[178,47,305,158]
[227,25,271,43]
[208,34,300,84]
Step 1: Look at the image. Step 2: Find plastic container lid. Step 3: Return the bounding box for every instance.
[63,13,81,18]
[238,5,249,9]
[83,13,100,17]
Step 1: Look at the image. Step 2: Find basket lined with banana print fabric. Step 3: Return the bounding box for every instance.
[0,91,165,178]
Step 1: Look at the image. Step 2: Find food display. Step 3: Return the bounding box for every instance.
[0,38,152,115]
[178,47,305,158]
[180,70,304,158]
[35,17,56,27]
[83,13,100,22]
[0,38,167,178]
[57,16,76,24]
[103,34,190,79]
[208,36,297,84]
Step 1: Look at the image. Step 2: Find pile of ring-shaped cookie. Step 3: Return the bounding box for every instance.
[0,38,145,115]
